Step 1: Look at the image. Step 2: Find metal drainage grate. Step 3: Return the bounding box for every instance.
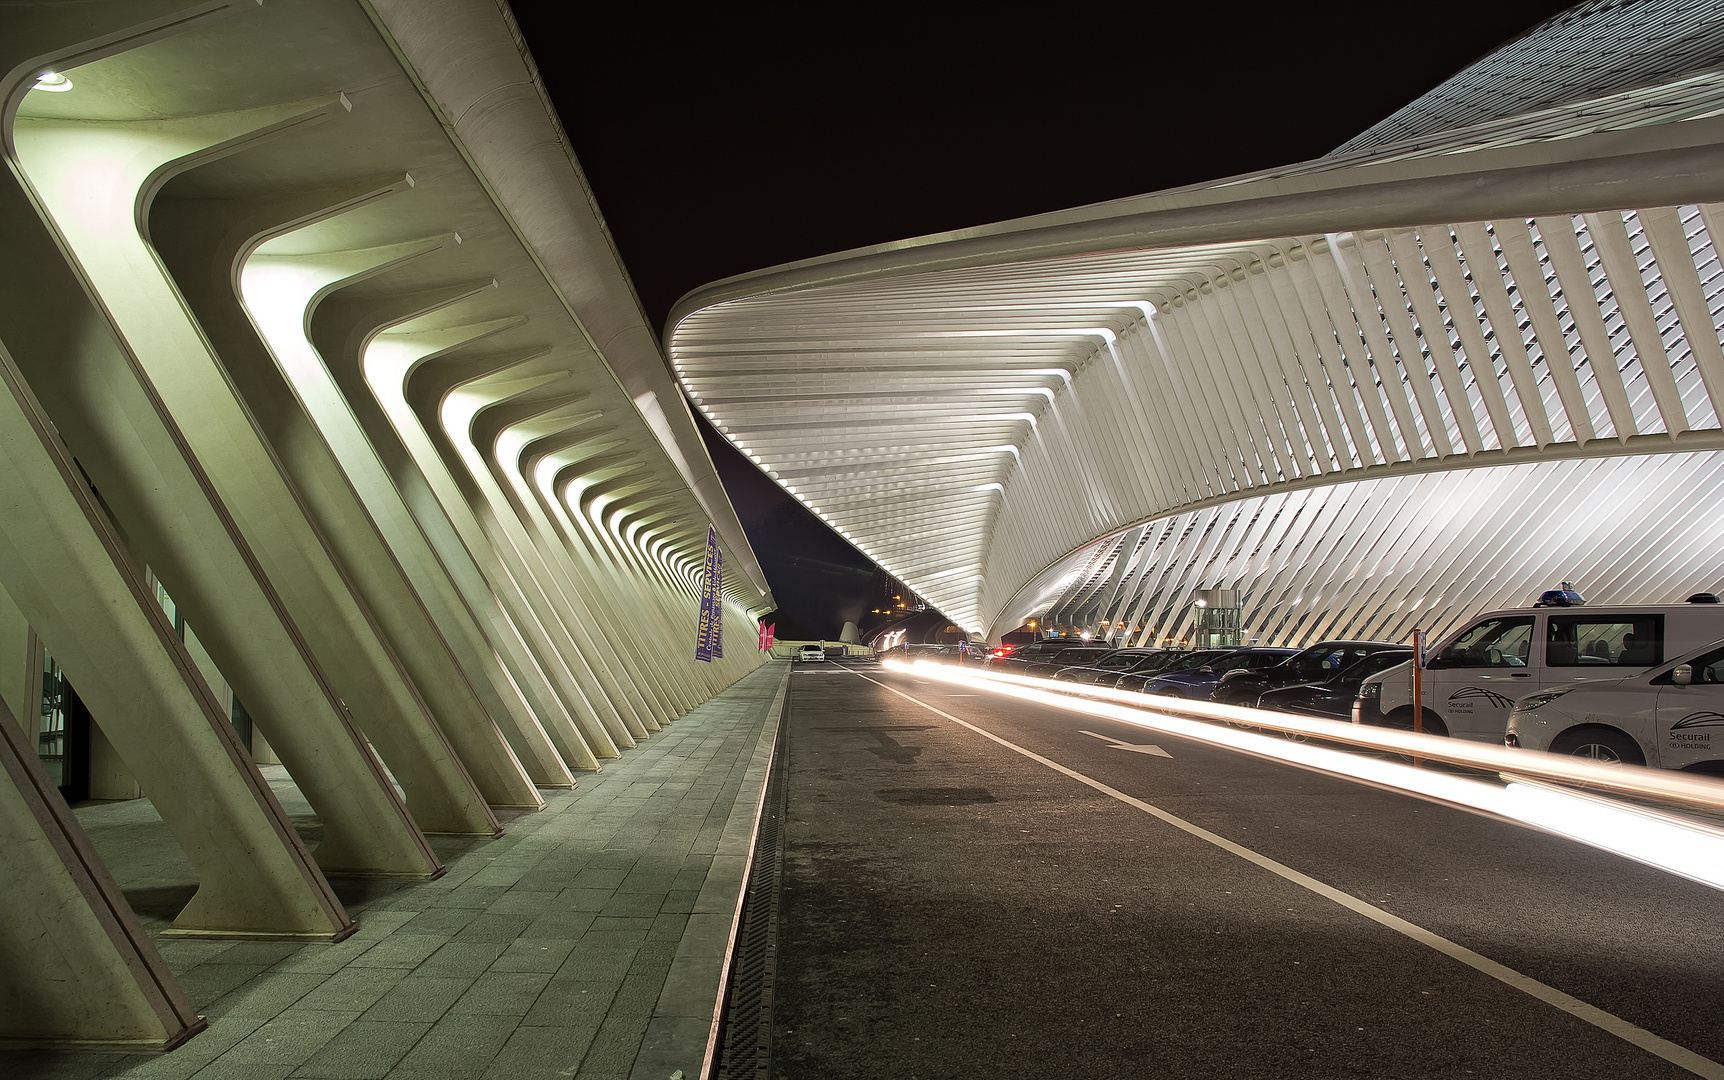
[711,702,790,1079]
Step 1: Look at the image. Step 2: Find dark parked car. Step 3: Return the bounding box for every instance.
[1008,645,1117,678]
[987,638,1090,667]
[1254,648,1414,720]
[1140,648,1299,699]
[1210,640,1405,706]
[1053,648,1171,684]
[1116,649,1232,692]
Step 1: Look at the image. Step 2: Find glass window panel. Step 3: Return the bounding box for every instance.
[1436,616,1534,668]
[1546,615,1663,667]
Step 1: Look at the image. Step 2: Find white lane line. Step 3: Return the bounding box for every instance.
[856,671,1724,1080]
[1079,729,1172,757]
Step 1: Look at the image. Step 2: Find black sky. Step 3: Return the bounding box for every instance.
[507,2,1578,637]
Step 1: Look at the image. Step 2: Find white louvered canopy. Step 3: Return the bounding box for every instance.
[669,2,1724,642]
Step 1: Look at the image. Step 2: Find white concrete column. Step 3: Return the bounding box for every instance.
[523,434,695,716]
[149,185,553,808]
[493,416,670,731]
[464,393,641,748]
[0,133,446,878]
[11,107,500,839]
[400,351,612,773]
[0,695,205,1048]
[0,341,350,938]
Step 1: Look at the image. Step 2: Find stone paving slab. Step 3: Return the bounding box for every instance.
[2,663,788,1080]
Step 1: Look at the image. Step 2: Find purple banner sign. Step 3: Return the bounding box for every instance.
[694,525,721,662]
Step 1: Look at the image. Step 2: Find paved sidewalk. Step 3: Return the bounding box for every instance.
[4,662,788,1080]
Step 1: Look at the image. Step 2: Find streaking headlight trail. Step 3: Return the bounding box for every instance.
[884,660,1724,892]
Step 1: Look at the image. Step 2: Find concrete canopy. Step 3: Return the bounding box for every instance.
[668,0,1724,644]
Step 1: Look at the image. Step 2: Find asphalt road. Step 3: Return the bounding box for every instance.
[769,663,1723,1080]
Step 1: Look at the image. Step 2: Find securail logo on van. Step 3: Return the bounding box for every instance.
[1669,711,1724,750]
[1448,686,1518,710]
[1671,712,1724,729]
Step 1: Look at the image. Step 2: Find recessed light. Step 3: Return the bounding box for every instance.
[33,71,73,92]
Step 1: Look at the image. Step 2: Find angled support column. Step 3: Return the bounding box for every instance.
[403,352,616,769]
[558,481,706,710]
[562,464,717,697]
[0,163,443,885]
[10,103,501,839]
[311,275,634,756]
[0,696,205,1049]
[151,181,550,808]
[0,342,350,939]
[460,388,638,750]
[498,415,669,731]
[524,430,694,717]
[476,397,661,739]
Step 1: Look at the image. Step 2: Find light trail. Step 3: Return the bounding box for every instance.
[889,661,1724,810]
[884,659,1724,892]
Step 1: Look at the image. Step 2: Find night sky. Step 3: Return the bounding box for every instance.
[507,2,1577,638]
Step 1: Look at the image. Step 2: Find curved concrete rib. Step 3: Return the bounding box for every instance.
[0,340,351,938]
[152,183,549,813]
[473,393,645,745]
[11,100,500,840]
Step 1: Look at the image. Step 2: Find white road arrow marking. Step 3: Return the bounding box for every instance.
[1079,730,1172,757]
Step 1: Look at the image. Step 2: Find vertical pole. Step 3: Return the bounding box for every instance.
[1411,628,1425,769]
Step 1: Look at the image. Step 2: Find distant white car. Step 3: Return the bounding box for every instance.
[1506,637,1724,773]
[798,644,827,662]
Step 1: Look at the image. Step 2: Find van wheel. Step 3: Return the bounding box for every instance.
[1390,708,1448,738]
[1550,726,1644,766]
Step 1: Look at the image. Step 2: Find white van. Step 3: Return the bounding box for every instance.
[1354,597,1724,743]
[1504,639,1724,771]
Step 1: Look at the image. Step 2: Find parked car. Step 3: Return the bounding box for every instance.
[1254,648,1414,721]
[888,643,966,665]
[987,638,1089,667]
[798,644,827,662]
[1140,648,1299,699]
[1053,648,1170,684]
[1506,637,1724,772]
[1007,645,1117,678]
[1116,650,1231,693]
[1357,595,1724,741]
[1212,640,1405,706]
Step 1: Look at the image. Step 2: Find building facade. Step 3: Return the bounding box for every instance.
[0,0,770,1048]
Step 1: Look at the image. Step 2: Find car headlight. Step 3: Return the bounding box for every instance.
[1513,688,1571,712]
[1358,681,1380,699]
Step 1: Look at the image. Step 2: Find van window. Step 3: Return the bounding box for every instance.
[1431,616,1533,668]
[1546,615,1663,667]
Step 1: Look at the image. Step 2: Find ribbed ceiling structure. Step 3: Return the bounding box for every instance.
[1336,0,1724,154]
[1015,453,1724,650]
[669,0,1724,643]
